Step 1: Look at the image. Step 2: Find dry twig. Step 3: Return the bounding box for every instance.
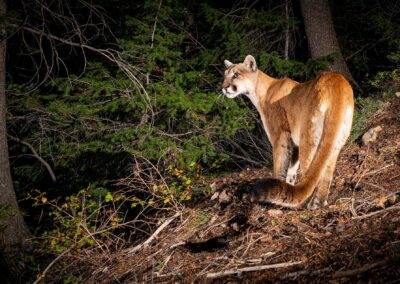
[206,260,302,279]
[125,212,180,255]
[333,256,400,278]
[154,251,173,276]
[352,205,400,220]
[281,267,331,280]
[33,247,73,284]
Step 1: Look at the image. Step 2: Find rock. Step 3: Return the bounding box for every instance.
[267,209,284,216]
[362,125,382,145]
[231,222,240,231]
[218,190,232,204]
[210,191,219,200]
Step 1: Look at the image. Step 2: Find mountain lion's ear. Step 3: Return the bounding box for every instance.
[244,55,257,72]
[224,60,233,68]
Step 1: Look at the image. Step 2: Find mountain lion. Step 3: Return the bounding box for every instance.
[222,55,354,209]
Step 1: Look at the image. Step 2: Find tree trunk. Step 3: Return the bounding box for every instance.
[284,0,290,60]
[299,0,361,90]
[0,0,31,272]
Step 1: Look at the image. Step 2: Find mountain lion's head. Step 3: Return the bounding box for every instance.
[221,55,258,99]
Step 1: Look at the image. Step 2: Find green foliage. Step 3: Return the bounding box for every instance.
[30,188,112,254]
[258,51,334,79]
[191,2,330,81]
[369,69,400,93]
[9,1,331,198]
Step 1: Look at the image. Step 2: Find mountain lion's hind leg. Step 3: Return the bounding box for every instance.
[307,105,353,210]
[298,115,324,207]
[307,149,340,210]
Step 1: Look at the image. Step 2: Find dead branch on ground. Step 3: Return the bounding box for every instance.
[206,260,303,279]
[125,212,181,255]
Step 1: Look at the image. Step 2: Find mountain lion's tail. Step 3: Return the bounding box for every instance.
[250,94,349,208]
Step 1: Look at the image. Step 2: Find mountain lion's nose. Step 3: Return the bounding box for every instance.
[222,81,230,89]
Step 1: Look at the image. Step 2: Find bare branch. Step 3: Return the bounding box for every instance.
[150,0,163,49]
[8,135,56,182]
[206,261,303,279]
[16,25,153,115]
[125,212,180,255]
[352,205,400,220]
[33,247,74,284]
[333,256,400,278]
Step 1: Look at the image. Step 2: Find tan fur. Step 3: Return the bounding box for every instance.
[222,55,354,209]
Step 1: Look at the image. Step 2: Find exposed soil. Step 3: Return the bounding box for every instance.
[86,98,400,283]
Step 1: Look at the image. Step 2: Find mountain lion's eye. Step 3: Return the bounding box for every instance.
[233,73,239,79]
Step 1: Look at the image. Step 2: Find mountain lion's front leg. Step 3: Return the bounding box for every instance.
[286,151,299,185]
[272,132,294,181]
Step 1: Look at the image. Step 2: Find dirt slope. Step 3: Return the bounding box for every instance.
[88,98,400,283]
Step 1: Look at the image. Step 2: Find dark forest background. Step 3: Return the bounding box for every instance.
[0,0,399,282]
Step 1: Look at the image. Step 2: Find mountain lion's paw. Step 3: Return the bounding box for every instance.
[307,198,328,210]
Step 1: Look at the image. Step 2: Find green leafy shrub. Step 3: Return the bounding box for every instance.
[30,188,117,254]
